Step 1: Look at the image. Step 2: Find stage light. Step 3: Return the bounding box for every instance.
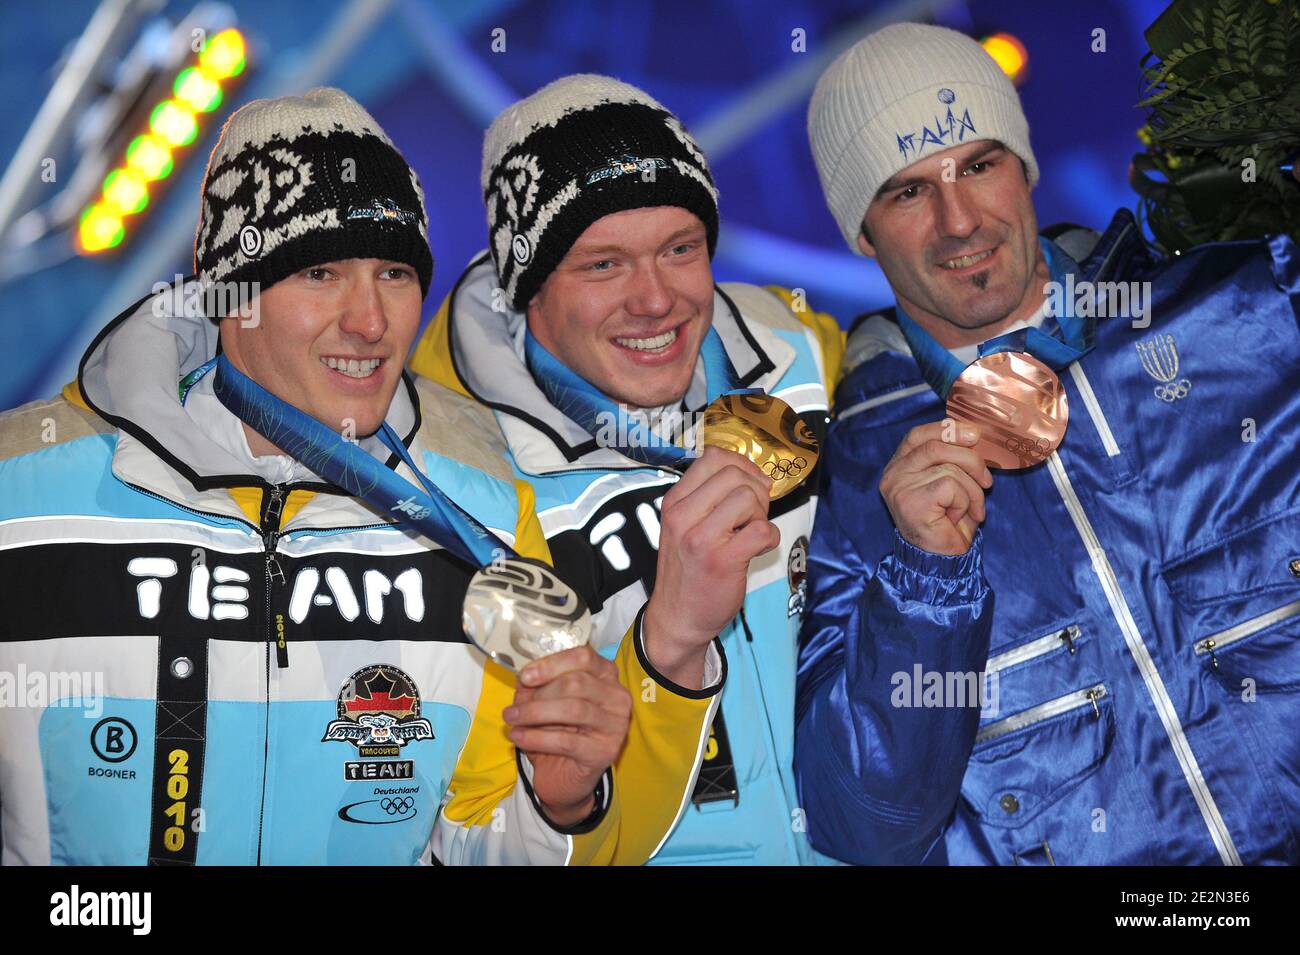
[174,67,223,113]
[102,168,149,216]
[77,25,249,255]
[78,204,125,253]
[199,29,246,80]
[982,33,1028,85]
[150,101,199,147]
[125,135,173,181]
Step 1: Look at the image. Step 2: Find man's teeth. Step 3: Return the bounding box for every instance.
[942,250,994,270]
[615,328,678,352]
[321,356,382,378]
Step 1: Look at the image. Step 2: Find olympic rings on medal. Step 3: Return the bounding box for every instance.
[762,455,808,480]
[1004,436,1051,460]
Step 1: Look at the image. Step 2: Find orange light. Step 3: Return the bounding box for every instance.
[78,204,125,253]
[199,29,246,80]
[982,32,1028,85]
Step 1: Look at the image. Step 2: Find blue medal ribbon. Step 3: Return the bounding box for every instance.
[211,354,512,567]
[895,237,1097,399]
[524,325,752,468]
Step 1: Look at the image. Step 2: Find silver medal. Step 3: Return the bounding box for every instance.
[462,558,592,671]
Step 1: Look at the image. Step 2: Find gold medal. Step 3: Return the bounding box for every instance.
[462,558,592,671]
[945,351,1069,470]
[702,393,820,499]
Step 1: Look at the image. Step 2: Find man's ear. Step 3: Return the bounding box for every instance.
[856,222,879,259]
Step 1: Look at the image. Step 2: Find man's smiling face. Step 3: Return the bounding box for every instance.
[220,258,423,452]
[526,206,714,409]
[859,140,1046,346]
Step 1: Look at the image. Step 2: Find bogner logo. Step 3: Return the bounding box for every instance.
[323,665,433,757]
[127,557,426,624]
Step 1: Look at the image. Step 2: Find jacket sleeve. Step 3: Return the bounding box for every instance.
[794,459,993,865]
[434,481,723,865]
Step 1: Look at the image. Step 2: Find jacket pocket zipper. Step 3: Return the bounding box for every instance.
[986,625,1081,674]
[1194,598,1300,669]
[976,683,1108,745]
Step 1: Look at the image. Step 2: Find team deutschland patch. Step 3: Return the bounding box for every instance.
[323,665,433,757]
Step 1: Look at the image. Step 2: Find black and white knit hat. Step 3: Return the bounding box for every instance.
[195,87,434,305]
[482,74,719,311]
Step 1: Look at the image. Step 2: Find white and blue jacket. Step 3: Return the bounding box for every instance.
[0,279,720,865]
[411,253,859,864]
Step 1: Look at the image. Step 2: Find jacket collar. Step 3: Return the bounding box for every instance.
[78,276,422,530]
[440,252,796,475]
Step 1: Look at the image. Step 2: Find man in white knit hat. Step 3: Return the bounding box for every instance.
[409,72,993,865]
[798,22,1300,866]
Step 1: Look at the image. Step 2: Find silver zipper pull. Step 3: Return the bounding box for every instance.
[1204,638,1219,670]
[266,552,285,586]
[1085,687,1102,719]
[1060,625,1079,655]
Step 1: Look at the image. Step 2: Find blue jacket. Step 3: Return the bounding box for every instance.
[796,210,1300,865]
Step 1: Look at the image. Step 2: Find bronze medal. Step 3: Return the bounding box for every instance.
[461,558,592,671]
[945,351,1068,470]
[702,393,820,499]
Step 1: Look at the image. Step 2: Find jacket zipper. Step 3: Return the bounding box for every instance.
[254,483,285,867]
[261,485,287,668]
[976,683,1108,745]
[1194,598,1300,669]
[986,624,1081,674]
[1045,450,1242,865]
[1067,364,1121,457]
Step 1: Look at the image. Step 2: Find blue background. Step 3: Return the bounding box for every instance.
[0,0,1168,411]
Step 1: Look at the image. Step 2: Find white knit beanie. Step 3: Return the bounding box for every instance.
[808,22,1038,252]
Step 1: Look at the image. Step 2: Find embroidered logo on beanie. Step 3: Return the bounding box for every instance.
[895,88,978,162]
